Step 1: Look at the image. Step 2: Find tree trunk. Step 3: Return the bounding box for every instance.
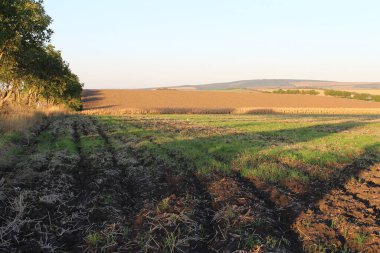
[16,89,21,104]
[0,41,9,63]
[0,90,13,109]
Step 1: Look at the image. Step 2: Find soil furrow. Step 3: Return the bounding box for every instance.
[189,174,216,252]
[0,115,89,252]
[232,173,303,252]
[91,117,217,252]
[90,117,118,167]
[343,188,380,214]
[71,118,86,185]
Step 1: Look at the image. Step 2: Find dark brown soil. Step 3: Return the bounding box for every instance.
[294,164,380,252]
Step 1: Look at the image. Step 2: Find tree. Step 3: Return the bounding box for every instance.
[0,0,52,62]
[16,45,83,109]
[0,53,21,107]
[0,0,82,110]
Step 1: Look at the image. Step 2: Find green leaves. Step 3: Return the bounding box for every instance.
[0,0,52,55]
[0,0,82,110]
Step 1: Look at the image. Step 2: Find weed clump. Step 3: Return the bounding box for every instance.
[85,232,104,248]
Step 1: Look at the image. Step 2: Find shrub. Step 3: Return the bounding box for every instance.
[271,89,320,95]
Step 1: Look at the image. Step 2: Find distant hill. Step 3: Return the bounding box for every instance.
[158,79,380,90]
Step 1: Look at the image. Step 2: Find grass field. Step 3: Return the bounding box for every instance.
[1,113,380,252]
[82,90,380,115]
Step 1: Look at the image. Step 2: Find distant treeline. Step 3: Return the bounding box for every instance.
[0,0,82,110]
[271,89,320,95]
[325,90,380,102]
[268,89,380,103]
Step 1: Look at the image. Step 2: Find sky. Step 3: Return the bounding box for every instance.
[44,0,380,89]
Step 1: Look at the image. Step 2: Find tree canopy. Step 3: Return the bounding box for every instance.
[0,0,82,110]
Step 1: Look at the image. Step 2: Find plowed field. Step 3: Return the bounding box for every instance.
[1,114,380,252]
[82,90,380,113]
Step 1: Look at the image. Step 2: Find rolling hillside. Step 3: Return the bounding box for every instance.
[161,79,380,90]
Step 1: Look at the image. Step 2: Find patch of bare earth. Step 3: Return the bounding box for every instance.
[294,163,380,252]
[201,175,293,252]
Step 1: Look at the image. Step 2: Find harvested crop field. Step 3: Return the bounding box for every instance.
[1,113,380,252]
[82,90,380,114]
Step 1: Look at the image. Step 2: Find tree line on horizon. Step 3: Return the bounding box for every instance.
[0,0,82,110]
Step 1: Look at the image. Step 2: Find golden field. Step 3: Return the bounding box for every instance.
[82,89,380,114]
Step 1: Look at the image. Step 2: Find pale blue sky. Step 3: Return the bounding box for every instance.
[45,0,380,89]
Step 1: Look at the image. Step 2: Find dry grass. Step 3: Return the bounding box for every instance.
[0,105,67,133]
[82,107,380,116]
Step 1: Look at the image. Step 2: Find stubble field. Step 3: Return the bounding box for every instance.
[1,113,380,252]
[82,90,380,115]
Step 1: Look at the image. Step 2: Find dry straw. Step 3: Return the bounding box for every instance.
[0,105,67,133]
[81,107,380,116]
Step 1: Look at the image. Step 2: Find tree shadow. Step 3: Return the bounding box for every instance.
[148,121,370,169]
[128,118,380,252]
[86,105,118,110]
[81,89,103,103]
